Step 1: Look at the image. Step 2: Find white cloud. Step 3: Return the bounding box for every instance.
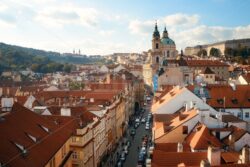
[0,2,8,12]
[162,13,200,27]
[128,13,250,52]
[35,4,99,28]
[129,19,154,35]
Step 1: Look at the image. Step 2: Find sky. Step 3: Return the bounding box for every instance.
[0,0,250,55]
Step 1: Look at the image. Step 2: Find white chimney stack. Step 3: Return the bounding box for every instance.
[207,146,221,166]
[200,160,210,167]
[177,142,183,152]
[241,146,249,164]
[60,107,71,116]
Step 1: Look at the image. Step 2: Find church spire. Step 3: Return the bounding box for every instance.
[162,25,168,38]
[153,20,160,39]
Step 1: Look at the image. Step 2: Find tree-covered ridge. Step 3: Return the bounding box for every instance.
[0,42,104,73]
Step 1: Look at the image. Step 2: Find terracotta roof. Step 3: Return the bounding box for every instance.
[154,109,198,139]
[154,143,191,152]
[203,85,250,108]
[185,124,222,150]
[87,83,125,91]
[186,60,229,67]
[152,150,207,167]
[152,86,186,113]
[221,152,240,163]
[0,103,78,167]
[47,106,97,127]
[166,109,198,132]
[222,115,245,123]
[223,126,247,145]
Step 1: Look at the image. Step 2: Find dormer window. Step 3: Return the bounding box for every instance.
[217,98,224,105]
[26,133,37,142]
[39,124,50,133]
[14,142,28,156]
[231,98,238,104]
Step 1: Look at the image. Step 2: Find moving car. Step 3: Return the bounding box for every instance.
[141,118,146,123]
[130,129,136,136]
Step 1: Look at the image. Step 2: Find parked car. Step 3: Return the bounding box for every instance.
[116,160,123,167]
[123,145,129,154]
[120,152,126,161]
[141,147,147,155]
[135,118,140,123]
[130,129,136,136]
[141,118,146,123]
[134,122,140,128]
[145,124,150,130]
[126,140,131,147]
[138,153,145,165]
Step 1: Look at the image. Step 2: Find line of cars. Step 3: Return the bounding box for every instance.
[145,113,152,130]
[137,135,150,166]
[116,140,131,167]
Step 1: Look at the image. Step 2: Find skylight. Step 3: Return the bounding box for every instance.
[39,124,50,133]
[27,133,37,142]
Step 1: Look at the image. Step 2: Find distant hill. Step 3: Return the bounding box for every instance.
[0,42,104,73]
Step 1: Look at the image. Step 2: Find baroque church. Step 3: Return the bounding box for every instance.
[143,23,193,91]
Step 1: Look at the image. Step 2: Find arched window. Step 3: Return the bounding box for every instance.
[156,43,159,49]
[156,57,159,63]
[167,51,170,57]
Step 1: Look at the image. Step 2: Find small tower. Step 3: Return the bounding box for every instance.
[162,26,168,38]
[152,21,161,51]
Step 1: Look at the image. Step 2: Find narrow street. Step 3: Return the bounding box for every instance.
[122,102,152,167]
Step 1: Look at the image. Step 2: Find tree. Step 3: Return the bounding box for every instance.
[197,49,207,57]
[210,47,221,57]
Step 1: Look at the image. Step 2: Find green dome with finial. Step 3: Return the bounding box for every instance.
[161,26,175,45]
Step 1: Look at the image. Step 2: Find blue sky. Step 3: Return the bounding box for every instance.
[0,0,250,55]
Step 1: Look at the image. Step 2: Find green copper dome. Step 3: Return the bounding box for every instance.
[161,37,175,45]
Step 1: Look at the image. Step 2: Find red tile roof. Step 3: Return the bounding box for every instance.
[221,152,240,163]
[154,143,191,152]
[186,60,229,67]
[152,150,207,167]
[185,124,222,150]
[188,85,250,108]
[223,126,247,145]
[0,103,78,167]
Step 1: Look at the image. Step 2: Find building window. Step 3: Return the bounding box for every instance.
[49,157,55,167]
[61,144,66,158]
[72,151,79,160]
[237,112,241,118]
[167,51,170,57]
[245,112,249,118]
[156,57,159,63]
[156,43,159,49]
[182,126,188,134]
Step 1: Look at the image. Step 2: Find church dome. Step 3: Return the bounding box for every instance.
[161,37,175,45]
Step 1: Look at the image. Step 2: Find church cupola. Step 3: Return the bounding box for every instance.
[162,26,168,38]
[153,22,160,39]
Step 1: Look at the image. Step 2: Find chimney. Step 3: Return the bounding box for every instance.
[229,83,236,91]
[200,160,210,167]
[207,146,221,166]
[185,103,189,111]
[106,73,111,84]
[190,101,194,109]
[60,107,71,116]
[228,134,235,151]
[177,142,183,152]
[241,146,249,164]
